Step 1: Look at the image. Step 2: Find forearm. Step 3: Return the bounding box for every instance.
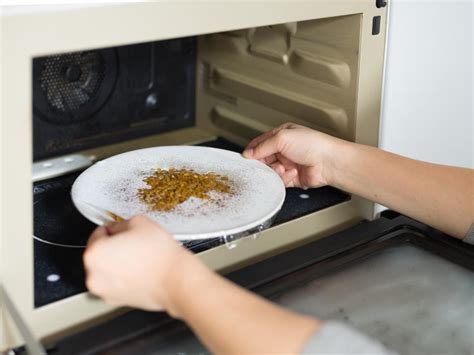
[167,257,320,354]
[328,142,473,238]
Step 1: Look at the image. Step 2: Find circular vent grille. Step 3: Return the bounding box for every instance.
[33,49,117,124]
[40,52,105,112]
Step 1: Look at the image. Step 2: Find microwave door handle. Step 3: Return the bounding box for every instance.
[0,285,46,355]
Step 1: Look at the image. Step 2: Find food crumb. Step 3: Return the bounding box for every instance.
[137,168,234,212]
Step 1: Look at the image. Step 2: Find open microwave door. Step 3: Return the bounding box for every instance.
[9,212,473,354]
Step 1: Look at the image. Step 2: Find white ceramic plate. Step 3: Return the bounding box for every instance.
[71,146,285,240]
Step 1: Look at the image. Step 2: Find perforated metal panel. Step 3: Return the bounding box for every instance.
[39,52,105,112]
[33,48,117,126]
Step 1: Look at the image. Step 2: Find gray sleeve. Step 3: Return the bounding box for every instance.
[462,224,474,245]
[301,322,396,355]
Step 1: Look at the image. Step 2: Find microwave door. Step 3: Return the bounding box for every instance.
[21,213,473,355]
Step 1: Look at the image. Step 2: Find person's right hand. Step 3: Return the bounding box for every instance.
[243,123,346,189]
[83,215,200,313]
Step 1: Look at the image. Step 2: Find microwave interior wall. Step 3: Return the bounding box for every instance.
[31,14,365,306]
[197,15,361,147]
[33,15,361,160]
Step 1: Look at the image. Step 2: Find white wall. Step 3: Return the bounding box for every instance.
[380,0,473,169]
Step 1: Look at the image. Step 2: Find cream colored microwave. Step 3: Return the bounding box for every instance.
[0,1,389,351]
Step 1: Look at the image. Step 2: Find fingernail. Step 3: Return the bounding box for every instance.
[243,148,253,158]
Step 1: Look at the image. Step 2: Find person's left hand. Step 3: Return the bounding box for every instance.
[83,216,195,311]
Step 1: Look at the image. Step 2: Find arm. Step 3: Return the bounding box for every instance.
[84,217,319,354]
[84,123,471,353]
[243,123,473,238]
[170,254,319,354]
[329,143,473,238]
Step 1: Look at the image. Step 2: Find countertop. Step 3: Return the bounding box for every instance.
[156,244,474,354]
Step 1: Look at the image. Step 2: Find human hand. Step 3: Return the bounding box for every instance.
[83,216,196,312]
[243,123,345,189]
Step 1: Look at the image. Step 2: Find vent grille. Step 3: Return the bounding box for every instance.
[39,52,105,112]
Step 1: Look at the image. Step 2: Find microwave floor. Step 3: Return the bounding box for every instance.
[33,138,349,307]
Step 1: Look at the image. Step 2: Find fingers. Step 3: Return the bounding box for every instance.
[281,169,298,186]
[104,215,153,235]
[276,153,297,169]
[270,162,285,176]
[246,131,287,161]
[244,126,299,187]
[270,162,298,187]
[245,127,279,152]
[105,220,130,235]
[88,226,108,246]
[243,123,294,157]
[260,154,278,165]
[85,274,103,297]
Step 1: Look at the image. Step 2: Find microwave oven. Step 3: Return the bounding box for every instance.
[6,2,470,353]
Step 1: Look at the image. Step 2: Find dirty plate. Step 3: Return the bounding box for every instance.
[71,146,285,240]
